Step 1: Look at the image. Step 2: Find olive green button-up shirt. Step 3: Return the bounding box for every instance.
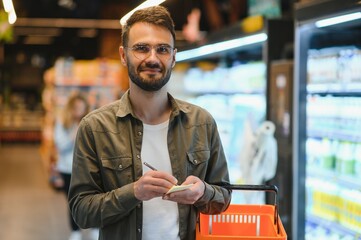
[68,90,231,240]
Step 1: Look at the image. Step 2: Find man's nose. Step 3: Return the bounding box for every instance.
[147,47,159,60]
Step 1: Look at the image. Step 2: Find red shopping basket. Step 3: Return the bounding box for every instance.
[196,185,287,240]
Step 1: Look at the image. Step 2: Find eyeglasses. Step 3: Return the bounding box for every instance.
[126,44,176,61]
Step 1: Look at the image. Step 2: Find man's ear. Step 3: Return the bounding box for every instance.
[172,49,177,68]
[119,46,127,66]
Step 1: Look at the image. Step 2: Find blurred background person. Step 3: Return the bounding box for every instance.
[53,93,92,240]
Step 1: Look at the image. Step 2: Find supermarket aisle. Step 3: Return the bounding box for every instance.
[0,144,95,240]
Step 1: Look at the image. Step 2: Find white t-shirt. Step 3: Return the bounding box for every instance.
[141,120,180,240]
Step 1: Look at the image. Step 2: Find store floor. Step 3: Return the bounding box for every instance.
[0,143,95,240]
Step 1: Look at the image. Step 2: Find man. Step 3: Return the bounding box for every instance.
[68,6,231,240]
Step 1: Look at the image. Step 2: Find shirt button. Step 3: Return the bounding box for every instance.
[137,228,141,233]
[118,164,123,169]
[138,131,142,136]
[193,159,198,164]
[136,154,140,159]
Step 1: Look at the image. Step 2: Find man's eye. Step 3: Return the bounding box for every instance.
[157,46,171,54]
[134,45,150,52]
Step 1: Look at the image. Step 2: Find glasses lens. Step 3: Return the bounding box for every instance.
[130,45,173,60]
[131,45,150,59]
[156,46,172,55]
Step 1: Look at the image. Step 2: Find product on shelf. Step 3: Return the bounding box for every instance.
[339,189,361,232]
[183,61,266,94]
[307,47,361,93]
[335,141,355,175]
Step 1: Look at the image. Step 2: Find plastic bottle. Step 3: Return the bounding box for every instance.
[321,138,334,170]
[354,142,361,176]
[340,142,355,175]
[336,141,355,175]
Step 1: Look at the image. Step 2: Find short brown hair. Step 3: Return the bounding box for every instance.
[121,6,176,47]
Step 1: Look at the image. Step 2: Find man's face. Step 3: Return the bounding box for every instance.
[121,22,176,92]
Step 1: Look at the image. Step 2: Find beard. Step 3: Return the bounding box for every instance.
[127,59,172,92]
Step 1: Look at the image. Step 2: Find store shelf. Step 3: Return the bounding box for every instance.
[306,214,361,239]
[307,83,361,94]
[307,167,360,190]
[54,84,116,88]
[183,61,266,95]
[294,1,361,239]
[295,0,361,23]
[307,130,361,143]
[0,110,43,142]
[170,15,294,237]
[184,89,265,95]
[176,16,266,62]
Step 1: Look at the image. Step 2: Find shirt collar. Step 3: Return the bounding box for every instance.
[115,89,190,119]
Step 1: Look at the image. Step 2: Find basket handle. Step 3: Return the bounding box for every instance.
[222,184,280,234]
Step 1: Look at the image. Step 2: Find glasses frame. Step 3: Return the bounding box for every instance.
[125,44,176,61]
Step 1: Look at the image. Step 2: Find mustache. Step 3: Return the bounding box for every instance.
[142,62,162,69]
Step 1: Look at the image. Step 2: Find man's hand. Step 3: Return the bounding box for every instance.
[134,170,177,201]
[163,175,205,204]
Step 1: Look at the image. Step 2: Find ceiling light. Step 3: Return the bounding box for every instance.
[315,12,361,28]
[176,33,268,62]
[120,0,166,26]
[8,10,17,24]
[2,0,17,24]
[2,0,14,12]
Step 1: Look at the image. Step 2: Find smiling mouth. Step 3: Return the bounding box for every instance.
[140,67,162,75]
[142,66,161,70]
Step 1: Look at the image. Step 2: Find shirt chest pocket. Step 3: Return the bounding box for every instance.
[101,157,133,189]
[186,150,210,178]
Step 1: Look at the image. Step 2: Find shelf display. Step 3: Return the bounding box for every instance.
[294,0,361,239]
[0,92,43,143]
[171,62,268,206]
[52,57,126,111]
[183,61,266,94]
[175,60,267,183]
[171,16,293,221]
[0,109,43,142]
[307,47,361,93]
